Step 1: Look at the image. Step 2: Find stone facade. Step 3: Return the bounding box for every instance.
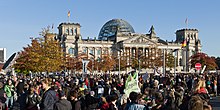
[56,19,201,73]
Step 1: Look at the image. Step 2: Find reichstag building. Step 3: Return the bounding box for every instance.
[56,19,201,73]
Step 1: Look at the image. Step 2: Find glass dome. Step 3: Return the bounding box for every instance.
[98,19,135,40]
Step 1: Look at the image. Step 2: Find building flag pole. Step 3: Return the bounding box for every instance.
[68,10,70,23]
[185,18,188,29]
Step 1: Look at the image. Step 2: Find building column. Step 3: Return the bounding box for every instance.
[143,47,145,64]
[135,47,138,59]
[101,47,103,58]
[129,47,132,65]
[148,47,151,68]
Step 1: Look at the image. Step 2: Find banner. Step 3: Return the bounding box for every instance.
[124,72,140,97]
[82,59,90,74]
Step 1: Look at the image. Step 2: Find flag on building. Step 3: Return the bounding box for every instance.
[68,10,70,17]
[182,39,187,48]
[182,36,187,48]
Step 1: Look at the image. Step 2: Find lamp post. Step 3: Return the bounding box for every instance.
[89,53,95,74]
[113,47,122,79]
[138,53,141,73]
[163,49,166,76]
[173,49,178,77]
[119,54,120,77]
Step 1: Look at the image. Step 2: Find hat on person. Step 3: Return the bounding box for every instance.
[55,82,61,88]
[59,91,66,97]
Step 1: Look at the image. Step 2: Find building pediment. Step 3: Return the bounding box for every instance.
[122,35,157,46]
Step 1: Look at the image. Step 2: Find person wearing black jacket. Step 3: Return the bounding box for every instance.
[40,79,59,110]
[69,90,81,110]
[26,86,41,110]
[0,82,6,110]
[85,91,99,110]
[54,91,72,110]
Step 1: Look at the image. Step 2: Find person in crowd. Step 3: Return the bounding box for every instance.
[108,95,118,110]
[103,80,111,97]
[151,92,165,110]
[125,92,147,110]
[206,77,212,93]
[85,90,99,110]
[54,91,72,110]
[213,77,217,97]
[0,71,216,110]
[16,82,29,110]
[164,88,178,110]
[69,90,81,110]
[188,95,205,110]
[98,97,109,110]
[174,85,184,108]
[16,78,25,97]
[26,86,41,110]
[4,79,15,108]
[193,79,210,102]
[0,82,6,110]
[40,78,59,110]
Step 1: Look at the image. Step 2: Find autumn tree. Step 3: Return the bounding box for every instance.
[190,52,217,70]
[40,38,64,72]
[215,57,220,69]
[14,37,64,74]
[131,58,139,70]
[153,49,163,68]
[75,52,88,72]
[65,56,76,72]
[14,39,42,74]
[99,54,116,72]
[165,53,175,68]
[113,55,128,71]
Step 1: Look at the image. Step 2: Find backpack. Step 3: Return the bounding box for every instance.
[40,90,58,110]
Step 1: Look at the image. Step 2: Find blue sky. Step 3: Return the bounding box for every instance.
[0,0,219,58]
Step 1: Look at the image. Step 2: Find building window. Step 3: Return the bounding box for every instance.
[83,48,87,53]
[68,48,74,54]
[66,29,69,35]
[75,28,77,34]
[71,29,74,35]
[97,49,101,55]
[179,58,182,66]
[90,49,94,55]
[103,49,107,54]
[194,34,196,39]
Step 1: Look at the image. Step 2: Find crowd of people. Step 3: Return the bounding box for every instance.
[0,71,218,110]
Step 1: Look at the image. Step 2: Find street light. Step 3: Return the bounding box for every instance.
[89,53,95,74]
[173,49,178,77]
[112,47,122,79]
[138,52,142,73]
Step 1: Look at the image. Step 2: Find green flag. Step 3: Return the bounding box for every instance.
[124,72,140,97]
